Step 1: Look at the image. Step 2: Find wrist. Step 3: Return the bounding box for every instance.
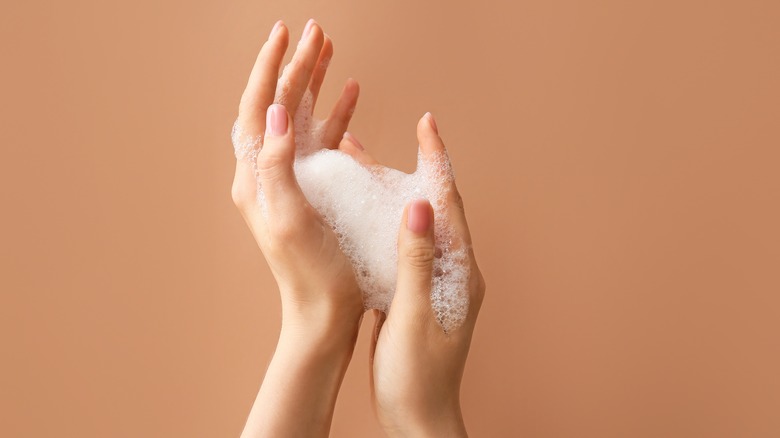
[247,297,361,438]
[279,293,363,358]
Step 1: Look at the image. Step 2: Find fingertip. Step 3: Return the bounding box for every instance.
[344,78,360,97]
[346,79,360,110]
[418,112,438,134]
[330,79,359,120]
[270,20,289,42]
[416,112,433,138]
[338,133,378,166]
[338,132,357,153]
[306,20,325,46]
[302,18,315,39]
[344,131,364,150]
[280,23,290,43]
[416,112,445,157]
[269,20,281,39]
[425,112,438,133]
[321,35,334,58]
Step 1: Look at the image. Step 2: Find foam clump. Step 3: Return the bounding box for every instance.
[232,91,470,332]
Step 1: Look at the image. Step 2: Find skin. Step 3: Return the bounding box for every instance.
[232,19,485,438]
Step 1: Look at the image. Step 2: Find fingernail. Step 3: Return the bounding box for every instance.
[269,20,282,39]
[425,112,438,134]
[345,132,364,150]
[302,18,315,40]
[407,200,432,234]
[266,104,288,137]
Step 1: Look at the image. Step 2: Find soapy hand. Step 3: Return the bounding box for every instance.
[233,20,365,438]
[231,19,363,329]
[339,117,486,437]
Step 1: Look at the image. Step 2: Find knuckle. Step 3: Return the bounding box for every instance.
[275,78,292,104]
[263,238,287,258]
[256,151,288,181]
[269,222,298,244]
[288,56,311,79]
[402,242,436,270]
[476,272,486,297]
[231,181,253,209]
[471,269,486,306]
[266,219,307,253]
[238,95,268,120]
[238,94,257,115]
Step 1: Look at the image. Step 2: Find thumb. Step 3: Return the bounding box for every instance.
[390,199,436,324]
[256,104,307,213]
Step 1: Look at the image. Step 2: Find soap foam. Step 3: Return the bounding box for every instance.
[232,91,470,331]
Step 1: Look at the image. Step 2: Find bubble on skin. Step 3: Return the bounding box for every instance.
[230,120,266,208]
[231,90,470,332]
[230,121,261,163]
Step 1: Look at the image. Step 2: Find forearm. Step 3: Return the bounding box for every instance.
[241,306,361,438]
[381,402,468,438]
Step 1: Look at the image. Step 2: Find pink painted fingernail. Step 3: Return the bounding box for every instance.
[269,20,282,39]
[266,104,288,137]
[302,19,315,40]
[345,132,364,150]
[407,200,432,234]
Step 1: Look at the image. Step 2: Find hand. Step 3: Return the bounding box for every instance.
[339,116,486,437]
[231,18,363,331]
[232,20,363,438]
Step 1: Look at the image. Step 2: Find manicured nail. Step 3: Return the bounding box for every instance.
[345,132,364,150]
[302,19,315,40]
[266,104,288,137]
[269,20,282,39]
[425,112,438,134]
[407,199,432,233]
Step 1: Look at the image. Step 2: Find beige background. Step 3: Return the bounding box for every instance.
[2,0,780,436]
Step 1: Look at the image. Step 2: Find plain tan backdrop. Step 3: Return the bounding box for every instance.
[2,0,779,436]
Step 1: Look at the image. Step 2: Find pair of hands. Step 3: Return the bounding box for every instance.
[231,20,485,437]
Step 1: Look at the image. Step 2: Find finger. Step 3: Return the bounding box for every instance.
[308,35,333,109]
[389,200,437,328]
[256,104,310,218]
[237,20,289,133]
[416,114,484,313]
[368,309,385,395]
[275,19,325,116]
[416,112,445,159]
[338,132,379,167]
[232,21,289,209]
[368,309,386,419]
[416,112,474,246]
[322,78,360,149]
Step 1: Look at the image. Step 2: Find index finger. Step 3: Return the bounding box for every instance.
[232,21,289,210]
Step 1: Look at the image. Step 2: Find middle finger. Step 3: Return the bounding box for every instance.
[275,19,326,116]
